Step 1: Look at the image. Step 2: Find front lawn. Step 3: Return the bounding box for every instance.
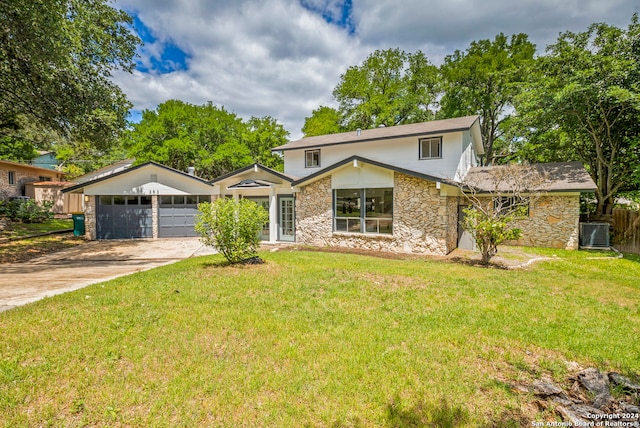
[0,248,638,426]
[0,218,73,239]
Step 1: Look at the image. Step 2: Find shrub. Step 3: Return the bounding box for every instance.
[195,198,269,263]
[0,199,54,223]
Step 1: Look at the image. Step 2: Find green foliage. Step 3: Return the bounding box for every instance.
[0,0,140,149]
[462,206,525,265]
[514,15,640,216]
[332,48,439,129]
[439,33,536,165]
[195,198,269,263]
[0,199,54,223]
[124,100,287,178]
[302,106,343,137]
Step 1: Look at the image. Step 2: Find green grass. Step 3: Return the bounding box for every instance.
[0,218,73,239]
[1,248,639,426]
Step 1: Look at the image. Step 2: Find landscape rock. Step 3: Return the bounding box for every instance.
[532,380,564,396]
[610,372,640,393]
[577,368,611,396]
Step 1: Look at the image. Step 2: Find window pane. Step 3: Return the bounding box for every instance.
[365,219,378,233]
[365,188,392,218]
[160,196,173,206]
[431,139,440,158]
[100,195,112,205]
[347,218,361,232]
[335,218,348,232]
[174,196,186,205]
[113,196,125,205]
[186,195,198,205]
[198,195,211,203]
[335,189,361,217]
[140,196,152,205]
[305,150,320,167]
[126,196,139,205]
[378,219,393,234]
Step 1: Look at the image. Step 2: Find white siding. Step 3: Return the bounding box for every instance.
[284,131,470,181]
[83,165,213,196]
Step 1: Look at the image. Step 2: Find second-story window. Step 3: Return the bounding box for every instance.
[419,137,442,159]
[305,149,320,168]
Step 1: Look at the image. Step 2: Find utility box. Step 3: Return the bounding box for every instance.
[71,212,85,237]
[579,222,610,248]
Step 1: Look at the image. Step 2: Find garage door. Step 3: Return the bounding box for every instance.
[96,195,153,239]
[158,195,210,237]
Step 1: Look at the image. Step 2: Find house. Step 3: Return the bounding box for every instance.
[29,151,59,170]
[63,116,597,254]
[1,160,65,200]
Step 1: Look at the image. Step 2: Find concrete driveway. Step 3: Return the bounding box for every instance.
[0,238,216,312]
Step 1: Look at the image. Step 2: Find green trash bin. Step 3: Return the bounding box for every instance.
[71,212,85,236]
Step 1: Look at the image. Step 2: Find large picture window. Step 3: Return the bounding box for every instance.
[334,188,393,234]
[419,137,442,159]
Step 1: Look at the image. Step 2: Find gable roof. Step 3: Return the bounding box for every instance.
[273,115,481,152]
[62,161,210,193]
[464,162,597,193]
[292,155,453,187]
[209,163,296,184]
[0,160,65,176]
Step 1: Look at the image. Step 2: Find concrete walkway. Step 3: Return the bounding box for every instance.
[0,238,216,312]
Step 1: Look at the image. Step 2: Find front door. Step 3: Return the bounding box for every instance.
[279,196,295,242]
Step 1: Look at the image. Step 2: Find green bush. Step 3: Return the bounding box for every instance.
[195,198,269,263]
[0,199,54,223]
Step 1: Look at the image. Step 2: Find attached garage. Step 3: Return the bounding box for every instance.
[62,162,216,240]
[158,195,210,237]
[96,195,153,239]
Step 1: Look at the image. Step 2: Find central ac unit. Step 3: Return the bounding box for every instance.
[579,222,610,248]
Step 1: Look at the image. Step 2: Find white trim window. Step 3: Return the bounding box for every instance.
[305,149,320,168]
[419,137,442,159]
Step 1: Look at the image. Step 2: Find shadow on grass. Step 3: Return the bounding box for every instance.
[317,397,530,428]
[201,256,265,269]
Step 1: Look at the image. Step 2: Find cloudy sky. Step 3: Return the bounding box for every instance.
[112,0,639,140]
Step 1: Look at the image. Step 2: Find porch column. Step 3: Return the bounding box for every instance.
[152,194,159,239]
[269,187,277,242]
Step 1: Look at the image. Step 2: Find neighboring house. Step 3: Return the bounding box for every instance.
[0,160,65,200]
[63,116,597,255]
[30,151,59,170]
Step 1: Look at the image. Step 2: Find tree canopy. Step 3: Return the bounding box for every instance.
[332,48,439,130]
[124,100,288,179]
[514,15,640,216]
[0,0,139,153]
[439,33,536,165]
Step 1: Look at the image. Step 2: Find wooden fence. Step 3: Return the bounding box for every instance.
[612,208,640,255]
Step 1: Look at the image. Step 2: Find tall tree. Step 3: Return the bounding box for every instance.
[302,106,342,137]
[439,33,536,165]
[514,15,640,216]
[0,0,139,152]
[333,48,439,130]
[125,100,287,178]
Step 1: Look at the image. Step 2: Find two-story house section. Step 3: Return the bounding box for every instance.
[277,115,483,182]
[268,116,484,255]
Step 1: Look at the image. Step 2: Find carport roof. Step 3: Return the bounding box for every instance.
[62,161,211,193]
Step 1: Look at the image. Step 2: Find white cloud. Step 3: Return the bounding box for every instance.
[113,0,639,140]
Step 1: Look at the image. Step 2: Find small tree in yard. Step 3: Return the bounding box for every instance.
[195,198,269,264]
[461,164,548,265]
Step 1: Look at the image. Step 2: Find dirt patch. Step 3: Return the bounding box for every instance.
[273,244,549,269]
[0,234,86,264]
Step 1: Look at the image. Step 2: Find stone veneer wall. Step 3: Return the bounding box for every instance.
[295,173,458,255]
[508,194,580,249]
[84,196,97,240]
